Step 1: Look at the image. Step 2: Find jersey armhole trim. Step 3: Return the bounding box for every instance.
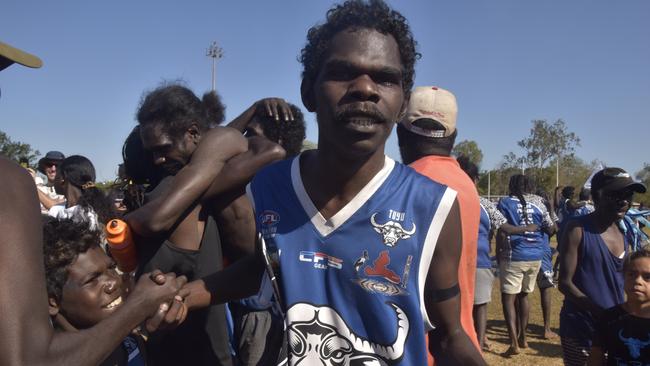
[418,187,457,331]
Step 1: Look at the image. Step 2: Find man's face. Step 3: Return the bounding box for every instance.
[140,123,196,175]
[43,161,58,182]
[595,188,634,219]
[624,257,650,305]
[58,246,124,329]
[307,28,406,158]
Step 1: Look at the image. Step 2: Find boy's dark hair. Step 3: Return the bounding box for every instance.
[256,104,306,157]
[300,0,420,95]
[456,154,479,181]
[60,155,116,225]
[137,83,225,140]
[623,246,650,273]
[43,218,101,302]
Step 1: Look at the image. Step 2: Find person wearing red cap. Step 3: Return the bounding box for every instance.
[396,86,482,359]
[559,167,647,366]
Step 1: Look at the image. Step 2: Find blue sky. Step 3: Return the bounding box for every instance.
[1,0,649,181]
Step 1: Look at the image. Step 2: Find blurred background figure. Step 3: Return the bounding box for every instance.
[34,151,66,213]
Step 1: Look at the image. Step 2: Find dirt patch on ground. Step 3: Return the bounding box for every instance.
[482,283,564,366]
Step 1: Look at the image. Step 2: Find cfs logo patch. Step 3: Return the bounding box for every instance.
[259,210,280,239]
[299,251,343,270]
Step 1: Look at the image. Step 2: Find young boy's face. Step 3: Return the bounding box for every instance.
[625,257,650,304]
[58,246,125,329]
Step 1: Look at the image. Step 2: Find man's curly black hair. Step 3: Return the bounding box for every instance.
[256,104,306,157]
[43,217,102,302]
[300,0,420,95]
[137,82,226,140]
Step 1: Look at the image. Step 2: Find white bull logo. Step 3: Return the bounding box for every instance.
[286,302,409,365]
[371,213,416,247]
[619,330,650,359]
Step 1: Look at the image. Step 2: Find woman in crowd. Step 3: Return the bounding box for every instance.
[497,174,557,354]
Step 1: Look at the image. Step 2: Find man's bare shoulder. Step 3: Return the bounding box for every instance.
[0,157,34,196]
[202,126,246,143]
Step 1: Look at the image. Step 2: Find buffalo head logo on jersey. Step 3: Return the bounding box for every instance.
[370,211,416,247]
[618,330,650,359]
[286,302,408,365]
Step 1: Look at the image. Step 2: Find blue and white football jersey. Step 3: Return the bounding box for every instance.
[248,155,456,366]
[497,194,553,262]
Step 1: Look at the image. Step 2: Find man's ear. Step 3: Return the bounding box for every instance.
[187,123,201,142]
[48,297,60,317]
[397,93,410,122]
[300,78,316,112]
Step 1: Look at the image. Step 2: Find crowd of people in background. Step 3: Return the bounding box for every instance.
[2,1,650,366]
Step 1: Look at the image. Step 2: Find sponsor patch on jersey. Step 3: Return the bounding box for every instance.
[352,250,412,296]
[259,210,280,238]
[370,209,416,248]
[299,251,343,270]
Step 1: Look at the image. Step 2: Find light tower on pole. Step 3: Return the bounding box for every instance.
[206,41,224,91]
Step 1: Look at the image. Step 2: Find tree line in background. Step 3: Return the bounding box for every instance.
[0,130,39,167]
[452,119,650,206]
[2,124,649,206]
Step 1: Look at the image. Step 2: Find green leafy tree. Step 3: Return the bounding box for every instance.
[0,130,40,166]
[501,119,581,191]
[517,119,581,171]
[452,140,483,166]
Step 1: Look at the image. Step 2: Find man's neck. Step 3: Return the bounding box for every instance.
[590,209,621,232]
[300,146,386,220]
[404,149,450,165]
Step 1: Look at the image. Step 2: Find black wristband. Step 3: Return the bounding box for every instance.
[430,283,460,302]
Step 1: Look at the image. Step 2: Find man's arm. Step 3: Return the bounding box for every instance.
[567,198,587,211]
[126,132,284,237]
[498,223,538,235]
[426,199,486,366]
[558,220,603,316]
[126,127,248,236]
[36,188,65,209]
[0,158,184,366]
[183,253,266,310]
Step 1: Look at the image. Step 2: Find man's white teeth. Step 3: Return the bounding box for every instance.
[105,296,122,309]
[350,119,375,127]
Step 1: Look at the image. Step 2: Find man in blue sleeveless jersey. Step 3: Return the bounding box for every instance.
[559,167,646,366]
[181,1,485,364]
[247,1,485,365]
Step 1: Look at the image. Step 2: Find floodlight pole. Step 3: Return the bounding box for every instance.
[206,41,224,91]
